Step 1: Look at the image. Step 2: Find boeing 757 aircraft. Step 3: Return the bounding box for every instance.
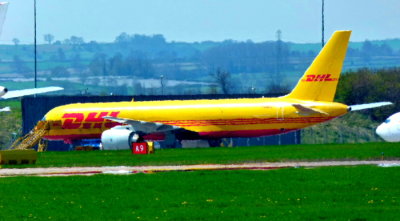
[42,31,391,149]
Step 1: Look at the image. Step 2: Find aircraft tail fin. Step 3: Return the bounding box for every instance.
[284,31,351,101]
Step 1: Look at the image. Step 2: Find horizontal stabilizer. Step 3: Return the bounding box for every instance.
[1,86,64,99]
[292,104,329,116]
[103,116,181,134]
[349,102,393,111]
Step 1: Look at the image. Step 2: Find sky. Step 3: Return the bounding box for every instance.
[1,0,399,44]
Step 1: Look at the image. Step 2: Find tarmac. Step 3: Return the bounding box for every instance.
[1,160,400,177]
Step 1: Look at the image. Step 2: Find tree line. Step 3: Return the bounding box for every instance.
[336,68,400,121]
[5,33,400,97]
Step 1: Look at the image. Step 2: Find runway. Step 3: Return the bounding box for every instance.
[1,160,399,177]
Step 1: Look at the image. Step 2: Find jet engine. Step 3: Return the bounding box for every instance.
[100,125,139,150]
[0,86,8,97]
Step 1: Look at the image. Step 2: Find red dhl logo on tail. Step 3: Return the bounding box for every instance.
[301,74,337,82]
[61,112,120,129]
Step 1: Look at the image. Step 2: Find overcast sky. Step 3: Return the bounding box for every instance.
[1,0,399,44]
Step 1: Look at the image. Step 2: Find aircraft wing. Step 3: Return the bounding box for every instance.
[1,86,64,99]
[103,116,181,134]
[349,102,393,111]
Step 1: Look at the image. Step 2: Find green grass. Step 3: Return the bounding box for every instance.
[0,100,22,148]
[302,112,382,144]
[0,166,399,220]
[3,142,399,168]
[0,143,399,220]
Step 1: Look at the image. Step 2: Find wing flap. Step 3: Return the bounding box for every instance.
[104,116,181,134]
[292,104,329,116]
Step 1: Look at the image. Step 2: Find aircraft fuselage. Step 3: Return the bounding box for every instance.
[43,97,349,143]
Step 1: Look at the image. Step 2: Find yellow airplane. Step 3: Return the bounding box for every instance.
[42,31,391,149]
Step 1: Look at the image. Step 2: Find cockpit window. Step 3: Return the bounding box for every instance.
[385,119,391,124]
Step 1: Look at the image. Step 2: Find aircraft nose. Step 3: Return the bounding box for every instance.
[0,86,7,96]
[376,123,398,142]
[375,124,386,138]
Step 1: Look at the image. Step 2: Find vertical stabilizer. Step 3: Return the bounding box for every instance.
[284,31,351,101]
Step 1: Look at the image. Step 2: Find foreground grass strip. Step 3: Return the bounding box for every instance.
[3,142,397,168]
[5,142,400,168]
[0,166,399,220]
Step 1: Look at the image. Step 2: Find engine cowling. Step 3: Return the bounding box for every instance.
[376,112,400,142]
[0,86,8,97]
[100,125,139,150]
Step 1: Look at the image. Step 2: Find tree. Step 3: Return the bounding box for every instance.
[12,38,19,47]
[69,36,85,51]
[43,34,54,44]
[70,36,84,45]
[201,40,290,74]
[51,66,70,78]
[361,40,373,65]
[89,53,107,76]
[63,38,71,45]
[12,55,30,74]
[56,48,66,61]
[108,53,124,76]
[335,68,400,121]
[124,53,155,78]
[115,32,130,48]
[266,83,289,95]
[212,68,231,94]
[71,53,84,70]
[84,40,100,52]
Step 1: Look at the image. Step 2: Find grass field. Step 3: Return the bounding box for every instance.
[0,100,22,148]
[0,166,399,220]
[1,143,399,220]
[2,142,396,168]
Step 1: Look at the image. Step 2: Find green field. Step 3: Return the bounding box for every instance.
[33,142,400,167]
[1,143,400,220]
[1,142,399,168]
[0,166,399,220]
